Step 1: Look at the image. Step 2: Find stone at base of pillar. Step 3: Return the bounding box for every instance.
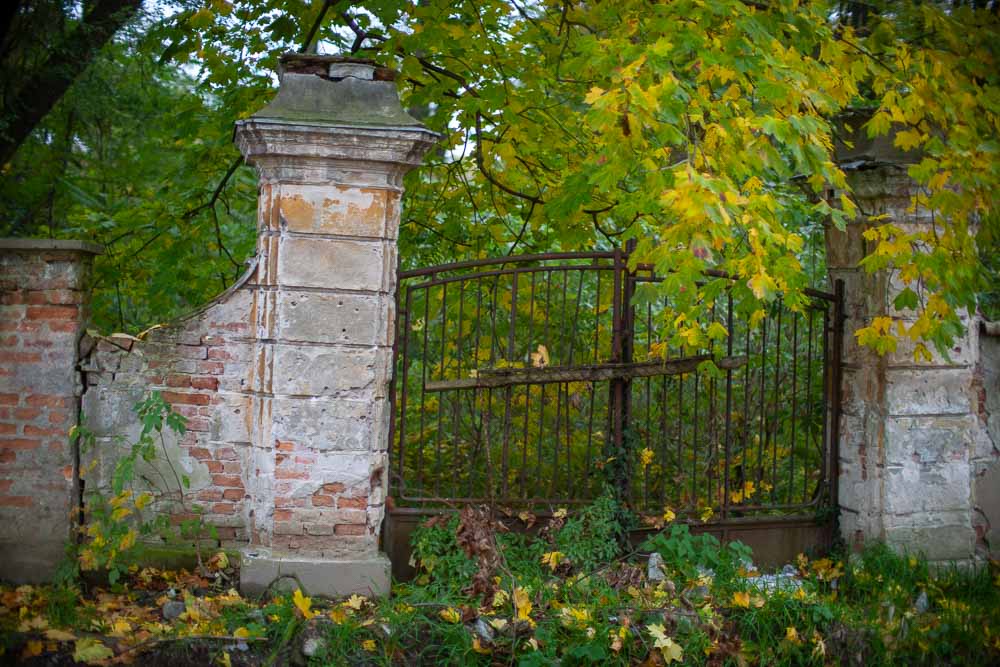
[239,548,391,598]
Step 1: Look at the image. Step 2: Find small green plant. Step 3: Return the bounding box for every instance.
[641,523,752,580]
[554,489,628,572]
[74,391,215,583]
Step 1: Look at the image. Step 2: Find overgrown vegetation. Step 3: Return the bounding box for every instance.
[72,391,217,585]
[3,493,999,665]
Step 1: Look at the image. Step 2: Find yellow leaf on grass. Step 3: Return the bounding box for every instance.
[732,591,751,608]
[73,638,114,664]
[514,587,534,626]
[541,551,565,571]
[233,627,251,639]
[472,637,491,654]
[439,607,461,623]
[21,640,44,659]
[110,618,132,636]
[44,628,76,642]
[362,639,377,652]
[345,594,366,610]
[292,589,315,619]
[647,624,684,663]
[786,626,802,644]
[218,651,232,667]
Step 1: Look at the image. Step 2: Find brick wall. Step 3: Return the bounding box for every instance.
[79,276,256,547]
[0,240,100,581]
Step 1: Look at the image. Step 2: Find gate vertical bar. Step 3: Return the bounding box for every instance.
[829,279,846,523]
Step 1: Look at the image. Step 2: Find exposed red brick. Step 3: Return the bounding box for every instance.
[198,361,225,375]
[0,496,32,507]
[204,461,224,473]
[47,321,79,333]
[216,447,238,460]
[0,438,41,450]
[222,488,243,501]
[0,394,19,406]
[0,423,14,435]
[162,391,211,406]
[0,479,12,492]
[338,495,368,510]
[190,376,219,390]
[24,425,64,437]
[165,374,191,388]
[0,450,15,463]
[26,305,77,320]
[187,447,212,460]
[0,351,41,364]
[322,482,346,494]
[26,394,71,408]
[212,503,237,514]
[47,410,68,425]
[334,524,366,536]
[13,408,40,421]
[276,440,295,452]
[206,348,231,361]
[275,469,309,480]
[196,489,224,502]
[211,474,243,488]
[274,509,293,522]
[311,494,335,507]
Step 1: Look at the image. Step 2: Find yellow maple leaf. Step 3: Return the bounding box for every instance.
[292,589,315,619]
[530,344,550,368]
[513,587,534,626]
[541,551,565,571]
[647,624,684,663]
[344,594,366,610]
[439,607,461,623]
[639,448,654,466]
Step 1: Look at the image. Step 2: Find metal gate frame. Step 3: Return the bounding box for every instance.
[384,245,845,576]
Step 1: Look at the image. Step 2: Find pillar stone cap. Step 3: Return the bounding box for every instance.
[246,52,427,131]
[0,238,103,255]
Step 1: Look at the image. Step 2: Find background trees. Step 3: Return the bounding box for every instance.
[1,1,997,355]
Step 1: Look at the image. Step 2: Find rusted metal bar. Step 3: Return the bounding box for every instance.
[423,356,748,391]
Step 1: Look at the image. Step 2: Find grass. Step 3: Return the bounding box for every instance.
[2,500,999,666]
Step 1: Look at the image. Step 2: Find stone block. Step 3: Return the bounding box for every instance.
[277,185,390,238]
[884,415,975,465]
[885,367,972,416]
[885,521,974,561]
[270,397,378,451]
[884,460,971,515]
[974,461,1000,557]
[276,291,388,346]
[272,344,379,398]
[277,237,386,291]
[240,548,390,597]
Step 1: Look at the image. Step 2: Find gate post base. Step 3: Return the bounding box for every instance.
[239,547,391,598]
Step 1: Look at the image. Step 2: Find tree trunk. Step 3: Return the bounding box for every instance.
[0,0,141,167]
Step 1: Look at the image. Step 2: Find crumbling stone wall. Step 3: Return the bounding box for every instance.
[828,153,999,563]
[0,240,100,581]
[974,325,1000,558]
[78,278,256,546]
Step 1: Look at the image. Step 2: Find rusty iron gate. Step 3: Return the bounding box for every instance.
[385,248,844,576]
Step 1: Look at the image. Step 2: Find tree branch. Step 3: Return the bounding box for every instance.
[0,0,142,166]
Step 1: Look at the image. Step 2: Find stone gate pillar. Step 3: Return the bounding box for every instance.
[234,54,438,595]
[829,118,995,563]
